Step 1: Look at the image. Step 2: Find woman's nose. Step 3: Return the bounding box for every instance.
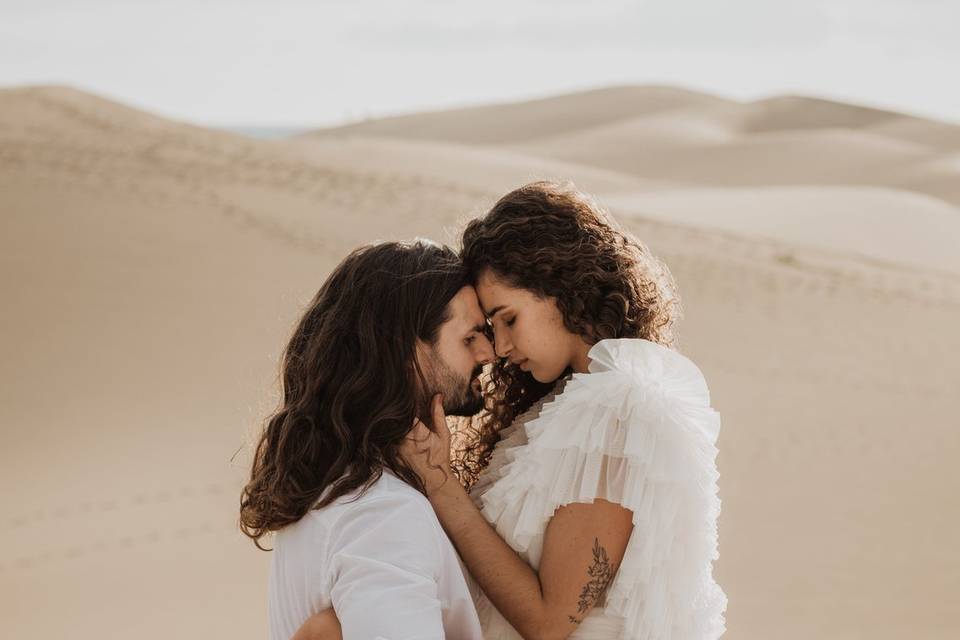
[494,332,513,359]
[475,334,495,365]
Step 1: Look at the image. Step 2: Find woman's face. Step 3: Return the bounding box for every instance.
[474,269,590,382]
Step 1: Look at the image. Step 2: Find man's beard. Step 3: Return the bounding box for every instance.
[425,351,485,417]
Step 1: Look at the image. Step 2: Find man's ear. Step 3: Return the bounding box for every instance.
[413,338,431,373]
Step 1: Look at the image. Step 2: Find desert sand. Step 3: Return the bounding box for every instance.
[2,85,958,639]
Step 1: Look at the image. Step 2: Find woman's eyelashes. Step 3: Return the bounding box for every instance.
[482,315,514,344]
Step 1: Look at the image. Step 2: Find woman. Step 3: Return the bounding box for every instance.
[301,181,726,638]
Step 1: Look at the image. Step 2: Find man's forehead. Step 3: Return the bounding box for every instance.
[450,285,486,326]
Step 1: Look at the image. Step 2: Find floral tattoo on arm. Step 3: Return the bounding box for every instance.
[568,538,615,625]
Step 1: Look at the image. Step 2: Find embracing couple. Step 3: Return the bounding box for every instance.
[239,181,727,639]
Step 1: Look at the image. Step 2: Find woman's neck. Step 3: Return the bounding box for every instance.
[569,337,593,374]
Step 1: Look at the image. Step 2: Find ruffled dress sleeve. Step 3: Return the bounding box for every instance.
[474,338,727,639]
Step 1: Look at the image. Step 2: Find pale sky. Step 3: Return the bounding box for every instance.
[2,0,958,127]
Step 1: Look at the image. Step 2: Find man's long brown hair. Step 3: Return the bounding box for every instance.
[239,241,467,550]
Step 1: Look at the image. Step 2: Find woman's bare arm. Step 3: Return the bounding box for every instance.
[428,478,633,639]
[400,396,634,639]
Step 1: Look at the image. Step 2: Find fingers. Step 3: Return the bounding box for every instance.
[405,420,431,443]
[399,422,438,469]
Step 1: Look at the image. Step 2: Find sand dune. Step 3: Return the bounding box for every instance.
[504,107,742,152]
[304,87,960,206]
[604,185,960,276]
[3,85,959,640]
[734,95,905,133]
[867,115,960,152]
[304,85,734,145]
[512,111,957,205]
[285,134,679,199]
[882,152,960,207]
[522,125,930,181]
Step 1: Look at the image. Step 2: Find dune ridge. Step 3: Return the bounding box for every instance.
[308,86,960,209]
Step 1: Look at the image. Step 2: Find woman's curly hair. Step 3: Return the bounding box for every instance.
[450,181,681,488]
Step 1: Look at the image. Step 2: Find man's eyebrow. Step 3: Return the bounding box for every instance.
[485,305,507,318]
[468,323,487,335]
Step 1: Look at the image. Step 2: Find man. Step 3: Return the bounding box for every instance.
[239,240,494,639]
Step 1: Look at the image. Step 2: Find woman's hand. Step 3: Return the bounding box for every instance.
[292,608,341,640]
[398,393,454,496]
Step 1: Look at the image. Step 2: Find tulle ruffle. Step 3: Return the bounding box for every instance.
[472,338,727,639]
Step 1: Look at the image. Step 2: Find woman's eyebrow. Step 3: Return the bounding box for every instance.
[485,305,507,318]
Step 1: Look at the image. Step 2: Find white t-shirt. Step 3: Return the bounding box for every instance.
[268,469,483,640]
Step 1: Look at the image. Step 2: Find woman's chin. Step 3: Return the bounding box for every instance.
[529,363,572,384]
[529,367,551,383]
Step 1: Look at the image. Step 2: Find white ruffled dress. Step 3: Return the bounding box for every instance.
[468,338,727,639]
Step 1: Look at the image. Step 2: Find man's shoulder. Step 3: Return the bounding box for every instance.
[321,472,445,570]
[307,469,434,526]
[276,470,437,553]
